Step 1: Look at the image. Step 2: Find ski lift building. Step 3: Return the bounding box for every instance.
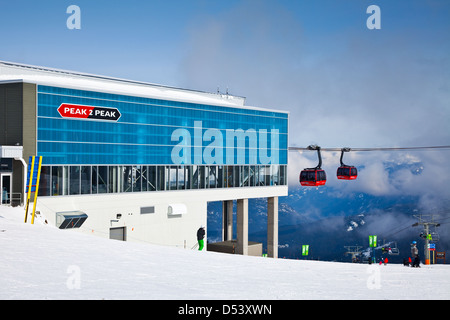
[0,61,289,257]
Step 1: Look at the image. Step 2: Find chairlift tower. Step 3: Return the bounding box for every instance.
[344,246,363,263]
[412,214,441,265]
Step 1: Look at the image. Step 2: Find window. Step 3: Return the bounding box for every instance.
[279,165,287,185]
[38,166,51,196]
[69,166,80,195]
[109,166,119,193]
[271,165,279,185]
[156,166,165,191]
[199,166,207,189]
[226,166,233,188]
[81,166,91,194]
[134,166,142,192]
[123,166,133,192]
[140,206,155,214]
[91,166,98,194]
[52,166,68,195]
[177,166,185,190]
[217,166,224,188]
[169,166,177,190]
[317,170,327,181]
[257,166,271,186]
[98,166,108,193]
[141,166,148,192]
[191,165,199,189]
[250,165,256,186]
[301,170,316,182]
[209,166,217,188]
[147,166,156,191]
[185,166,193,189]
[38,164,286,197]
[242,166,249,187]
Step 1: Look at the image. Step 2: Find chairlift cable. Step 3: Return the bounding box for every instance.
[379,224,414,240]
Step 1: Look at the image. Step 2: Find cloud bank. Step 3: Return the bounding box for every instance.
[179,0,450,207]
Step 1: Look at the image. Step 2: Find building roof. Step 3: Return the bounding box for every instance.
[0,60,286,114]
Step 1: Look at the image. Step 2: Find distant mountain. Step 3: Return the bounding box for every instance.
[207,185,450,263]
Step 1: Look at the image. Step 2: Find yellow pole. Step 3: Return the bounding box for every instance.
[31,156,43,225]
[24,156,35,223]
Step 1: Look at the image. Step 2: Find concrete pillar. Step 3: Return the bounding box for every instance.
[236,198,248,255]
[267,196,278,258]
[222,200,233,241]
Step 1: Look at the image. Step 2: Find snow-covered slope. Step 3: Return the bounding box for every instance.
[1,206,449,300]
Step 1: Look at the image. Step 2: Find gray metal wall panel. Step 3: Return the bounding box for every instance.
[0,83,23,146]
[22,82,37,160]
[0,82,37,203]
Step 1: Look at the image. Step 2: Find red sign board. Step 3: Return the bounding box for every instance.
[57,104,121,121]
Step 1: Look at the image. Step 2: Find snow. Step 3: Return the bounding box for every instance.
[1,205,449,300]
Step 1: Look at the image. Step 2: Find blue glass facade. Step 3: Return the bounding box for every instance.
[37,85,288,166]
[36,85,288,197]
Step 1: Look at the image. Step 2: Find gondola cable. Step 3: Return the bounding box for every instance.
[289,145,450,152]
[291,145,450,187]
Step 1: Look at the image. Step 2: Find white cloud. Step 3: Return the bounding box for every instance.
[180,1,450,149]
[288,149,450,206]
[179,0,450,207]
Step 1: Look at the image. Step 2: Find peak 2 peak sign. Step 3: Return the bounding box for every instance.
[58,104,121,122]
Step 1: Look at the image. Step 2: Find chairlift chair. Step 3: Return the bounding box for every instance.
[430,232,440,242]
[388,242,400,255]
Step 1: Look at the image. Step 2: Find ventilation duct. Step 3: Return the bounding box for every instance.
[56,211,88,229]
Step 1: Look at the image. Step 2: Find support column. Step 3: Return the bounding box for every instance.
[236,198,248,255]
[424,224,430,265]
[222,200,233,241]
[267,196,278,258]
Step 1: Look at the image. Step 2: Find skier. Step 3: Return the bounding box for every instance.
[197,226,205,251]
[411,241,420,267]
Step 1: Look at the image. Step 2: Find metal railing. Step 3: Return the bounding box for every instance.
[1,192,23,206]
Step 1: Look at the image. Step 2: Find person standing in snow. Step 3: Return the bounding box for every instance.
[197,226,205,251]
[411,241,420,267]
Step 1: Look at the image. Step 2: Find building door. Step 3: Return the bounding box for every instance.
[1,174,12,205]
[110,227,126,241]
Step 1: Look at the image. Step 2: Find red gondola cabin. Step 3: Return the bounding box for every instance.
[299,145,327,187]
[300,169,327,186]
[336,148,358,180]
[336,166,358,180]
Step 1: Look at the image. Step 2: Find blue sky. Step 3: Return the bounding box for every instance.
[1,1,448,88]
[1,0,450,204]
